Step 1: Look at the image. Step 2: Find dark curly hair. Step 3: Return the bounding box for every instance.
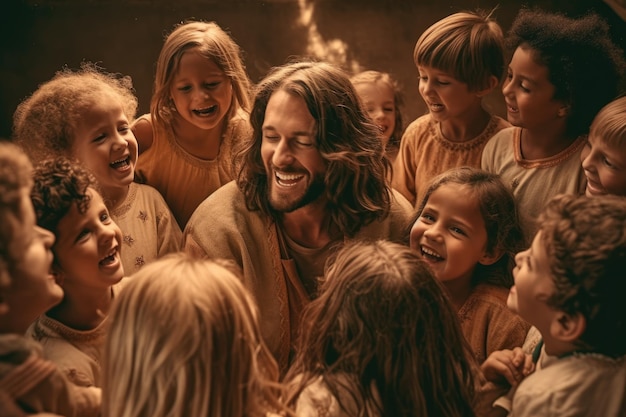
[30,156,99,235]
[539,193,626,357]
[237,60,391,237]
[507,8,626,139]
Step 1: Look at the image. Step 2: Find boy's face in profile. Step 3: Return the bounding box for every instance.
[52,187,124,290]
[581,134,626,197]
[508,231,558,339]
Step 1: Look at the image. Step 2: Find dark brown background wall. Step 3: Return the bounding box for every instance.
[1,0,623,139]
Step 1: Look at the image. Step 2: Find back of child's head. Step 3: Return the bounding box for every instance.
[287,240,476,417]
[102,252,286,417]
[538,193,626,358]
[417,166,524,287]
[151,20,252,131]
[30,156,98,235]
[414,9,505,91]
[589,95,626,150]
[350,70,404,150]
[13,63,137,165]
[507,8,626,139]
[0,141,33,290]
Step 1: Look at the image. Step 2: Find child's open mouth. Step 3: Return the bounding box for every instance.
[421,245,443,262]
[193,105,217,116]
[110,157,131,170]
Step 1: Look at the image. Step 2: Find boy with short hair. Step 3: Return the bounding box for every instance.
[484,193,626,416]
[0,142,100,416]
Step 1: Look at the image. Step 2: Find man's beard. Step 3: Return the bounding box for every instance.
[268,173,326,213]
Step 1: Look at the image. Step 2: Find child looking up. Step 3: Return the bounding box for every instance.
[285,240,478,417]
[581,96,626,197]
[350,70,404,161]
[410,167,530,364]
[0,143,100,416]
[102,253,293,417]
[393,10,510,206]
[13,64,182,273]
[485,194,626,417]
[27,157,125,388]
[481,9,625,239]
[132,20,253,228]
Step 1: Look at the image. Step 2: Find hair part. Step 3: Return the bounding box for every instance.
[414,9,506,91]
[415,167,524,287]
[589,95,626,150]
[507,8,626,138]
[538,193,626,357]
[350,70,405,152]
[151,20,252,134]
[30,156,98,235]
[238,60,391,236]
[286,240,477,417]
[13,62,138,165]
[102,252,291,417]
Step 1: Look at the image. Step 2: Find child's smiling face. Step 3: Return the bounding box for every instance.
[581,135,626,197]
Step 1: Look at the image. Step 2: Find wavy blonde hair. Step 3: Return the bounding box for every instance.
[102,253,292,417]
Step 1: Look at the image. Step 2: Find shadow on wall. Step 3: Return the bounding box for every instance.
[0,0,624,139]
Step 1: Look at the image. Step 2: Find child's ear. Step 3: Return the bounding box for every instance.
[551,311,586,342]
[478,246,504,266]
[476,76,500,97]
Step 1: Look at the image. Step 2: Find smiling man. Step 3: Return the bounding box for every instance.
[182,61,413,371]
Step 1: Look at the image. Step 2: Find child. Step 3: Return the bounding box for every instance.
[481,9,625,239]
[393,10,510,207]
[484,194,626,416]
[409,167,530,364]
[0,143,100,416]
[26,156,126,388]
[102,253,293,417]
[13,64,182,273]
[581,95,626,197]
[285,240,478,417]
[132,20,253,228]
[350,70,404,161]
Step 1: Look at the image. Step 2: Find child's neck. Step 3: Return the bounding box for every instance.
[102,184,130,210]
[442,277,473,311]
[519,125,572,160]
[440,106,490,143]
[47,285,114,331]
[172,117,226,160]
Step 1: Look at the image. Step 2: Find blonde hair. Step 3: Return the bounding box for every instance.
[151,20,252,133]
[350,70,404,152]
[102,253,291,417]
[13,63,137,165]
[414,10,505,91]
[589,96,626,149]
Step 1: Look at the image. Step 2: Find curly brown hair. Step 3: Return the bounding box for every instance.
[238,60,391,237]
[539,193,626,357]
[30,156,99,236]
[13,62,138,164]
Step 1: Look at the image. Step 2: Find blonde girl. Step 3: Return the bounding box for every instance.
[393,10,510,207]
[13,64,182,274]
[132,20,253,228]
[350,70,404,161]
[409,166,530,365]
[103,253,292,417]
[285,240,477,417]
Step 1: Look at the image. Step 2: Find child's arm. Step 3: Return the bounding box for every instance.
[481,347,534,386]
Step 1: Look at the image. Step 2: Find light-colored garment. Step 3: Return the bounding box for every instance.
[294,374,382,417]
[25,280,126,387]
[110,182,182,273]
[182,181,413,370]
[0,334,100,417]
[393,114,510,207]
[135,110,252,228]
[459,284,530,365]
[481,127,586,240]
[509,348,626,417]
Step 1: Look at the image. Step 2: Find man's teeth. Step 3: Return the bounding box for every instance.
[275,172,304,186]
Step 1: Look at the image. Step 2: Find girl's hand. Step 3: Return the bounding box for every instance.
[481,347,534,386]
